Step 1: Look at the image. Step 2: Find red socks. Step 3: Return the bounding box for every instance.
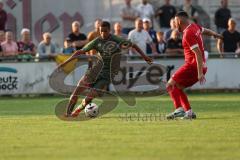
[178,89,191,111]
[167,85,181,109]
[167,85,191,111]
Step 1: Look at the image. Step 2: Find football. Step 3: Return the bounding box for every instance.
[84,103,99,118]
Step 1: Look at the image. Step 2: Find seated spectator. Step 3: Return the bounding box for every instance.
[165,29,183,55]
[120,0,139,35]
[128,18,154,55]
[164,18,177,41]
[68,21,88,50]
[0,30,4,56]
[143,18,157,54]
[1,30,18,57]
[61,37,75,55]
[17,28,36,60]
[217,18,240,57]
[114,22,128,39]
[0,30,5,43]
[37,32,59,58]
[155,0,176,33]
[156,31,166,54]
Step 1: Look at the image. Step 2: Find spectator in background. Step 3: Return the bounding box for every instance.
[37,32,59,58]
[165,29,183,55]
[1,31,18,57]
[0,30,5,43]
[61,37,75,55]
[156,31,166,54]
[215,0,231,34]
[179,0,199,23]
[121,0,139,35]
[114,22,127,39]
[87,19,102,68]
[88,18,102,42]
[137,0,154,23]
[68,21,88,50]
[17,28,36,57]
[143,18,157,54]
[164,18,177,41]
[128,18,154,55]
[114,22,129,55]
[217,18,240,57]
[155,0,176,33]
[0,2,7,31]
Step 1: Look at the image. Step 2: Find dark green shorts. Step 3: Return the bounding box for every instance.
[89,74,110,90]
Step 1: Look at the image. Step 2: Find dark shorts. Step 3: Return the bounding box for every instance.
[90,76,110,90]
[172,64,207,88]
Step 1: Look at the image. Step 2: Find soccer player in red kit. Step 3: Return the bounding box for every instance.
[166,11,223,119]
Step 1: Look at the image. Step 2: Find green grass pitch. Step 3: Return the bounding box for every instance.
[0,93,240,160]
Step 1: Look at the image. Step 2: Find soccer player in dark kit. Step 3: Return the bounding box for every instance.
[57,21,152,117]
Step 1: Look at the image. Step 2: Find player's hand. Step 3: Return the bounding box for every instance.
[144,56,153,65]
[198,74,206,85]
[213,34,223,40]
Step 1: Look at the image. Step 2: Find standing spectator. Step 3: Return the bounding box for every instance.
[87,18,102,42]
[156,31,166,54]
[217,18,240,57]
[114,22,129,55]
[128,18,154,55]
[137,0,154,23]
[1,31,18,57]
[215,0,231,34]
[0,2,7,31]
[155,0,176,33]
[120,0,139,35]
[143,18,157,54]
[68,21,88,50]
[114,22,128,39]
[61,37,75,55]
[179,0,199,23]
[164,18,177,41]
[17,28,36,57]
[165,29,183,55]
[87,19,102,54]
[37,32,59,58]
[0,30,5,43]
[87,19,102,68]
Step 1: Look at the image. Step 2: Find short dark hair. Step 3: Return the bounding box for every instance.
[175,11,189,19]
[101,21,111,30]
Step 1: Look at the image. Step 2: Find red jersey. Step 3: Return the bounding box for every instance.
[182,23,205,66]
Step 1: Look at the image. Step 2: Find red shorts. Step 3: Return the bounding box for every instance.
[172,64,207,88]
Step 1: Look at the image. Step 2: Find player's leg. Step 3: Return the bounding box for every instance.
[166,78,185,119]
[71,89,100,117]
[65,76,89,116]
[71,79,109,117]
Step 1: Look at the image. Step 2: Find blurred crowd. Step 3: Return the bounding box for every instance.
[0,0,239,61]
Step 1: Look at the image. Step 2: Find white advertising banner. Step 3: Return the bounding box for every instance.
[0,62,58,95]
[0,58,240,95]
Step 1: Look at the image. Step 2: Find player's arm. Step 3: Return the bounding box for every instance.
[202,28,223,39]
[202,28,224,57]
[217,38,224,57]
[131,43,153,65]
[57,49,86,68]
[192,47,206,85]
[58,39,96,68]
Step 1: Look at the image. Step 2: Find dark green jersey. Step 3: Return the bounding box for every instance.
[82,35,131,82]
